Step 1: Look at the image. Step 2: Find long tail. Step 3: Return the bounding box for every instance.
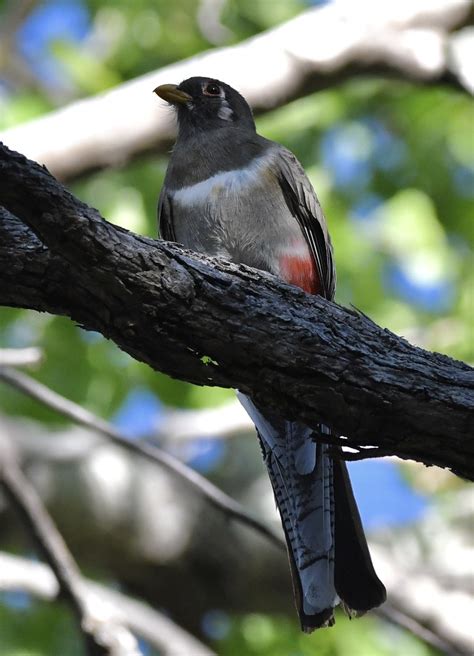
[238,394,386,632]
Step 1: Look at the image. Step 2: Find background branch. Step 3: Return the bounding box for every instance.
[1,550,462,655]
[0,347,43,367]
[374,604,465,656]
[0,551,216,656]
[2,409,472,654]
[0,0,471,180]
[0,437,140,655]
[0,365,284,550]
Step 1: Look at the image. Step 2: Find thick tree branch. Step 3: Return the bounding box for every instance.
[0,143,473,479]
[0,0,472,180]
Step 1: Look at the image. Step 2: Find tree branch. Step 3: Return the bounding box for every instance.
[375,604,465,656]
[0,346,43,367]
[1,550,462,656]
[0,0,472,180]
[0,438,140,655]
[0,551,217,656]
[0,143,473,479]
[3,406,472,653]
[0,366,284,550]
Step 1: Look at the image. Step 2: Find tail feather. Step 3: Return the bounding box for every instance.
[333,458,387,612]
[238,394,385,631]
[238,394,337,630]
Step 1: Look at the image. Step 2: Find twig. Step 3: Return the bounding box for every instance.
[0,347,43,367]
[0,551,217,656]
[0,366,285,551]
[0,440,140,655]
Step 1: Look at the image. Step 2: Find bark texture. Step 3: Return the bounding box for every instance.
[0,143,473,479]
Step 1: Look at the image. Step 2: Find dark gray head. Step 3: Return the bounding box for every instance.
[154,76,256,138]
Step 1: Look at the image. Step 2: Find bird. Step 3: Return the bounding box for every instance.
[154,76,386,632]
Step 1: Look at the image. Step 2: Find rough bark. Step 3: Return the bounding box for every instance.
[0,143,473,479]
[0,0,472,180]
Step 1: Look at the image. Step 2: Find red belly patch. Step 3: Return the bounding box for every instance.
[280,254,320,295]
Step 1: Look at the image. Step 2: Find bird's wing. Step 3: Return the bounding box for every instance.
[157,186,176,242]
[274,147,336,300]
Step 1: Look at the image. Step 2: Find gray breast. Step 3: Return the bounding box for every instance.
[169,150,303,275]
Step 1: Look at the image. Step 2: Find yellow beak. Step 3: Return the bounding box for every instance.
[153,84,192,105]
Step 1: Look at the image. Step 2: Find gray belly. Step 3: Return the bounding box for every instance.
[169,166,304,276]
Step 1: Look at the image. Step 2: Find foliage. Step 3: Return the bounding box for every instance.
[0,594,82,656]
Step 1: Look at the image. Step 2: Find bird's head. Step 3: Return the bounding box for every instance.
[154,76,256,137]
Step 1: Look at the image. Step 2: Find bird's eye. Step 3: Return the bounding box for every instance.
[203,82,221,96]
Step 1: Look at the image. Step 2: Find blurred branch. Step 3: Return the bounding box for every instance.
[0,366,284,550]
[450,26,474,93]
[371,488,474,656]
[0,552,461,656]
[2,407,472,654]
[0,439,140,655]
[0,347,43,367]
[375,604,465,656]
[0,551,217,656]
[197,0,232,44]
[0,144,473,479]
[0,0,472,180]
[156,399,254,440]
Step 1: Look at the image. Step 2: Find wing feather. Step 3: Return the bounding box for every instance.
[275,148,336,300]
[158,186,176,242]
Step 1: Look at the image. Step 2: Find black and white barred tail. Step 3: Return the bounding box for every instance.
[239,394,386,632]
